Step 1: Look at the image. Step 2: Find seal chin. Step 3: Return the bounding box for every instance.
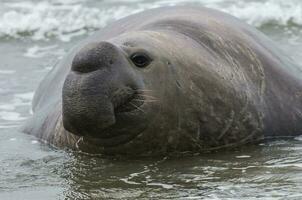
[84,129,140,147]
[65,93,146,147]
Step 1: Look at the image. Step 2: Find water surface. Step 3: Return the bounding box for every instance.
[1,0,302,199]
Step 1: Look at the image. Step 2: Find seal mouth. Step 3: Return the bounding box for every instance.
[81,91,146,147]
[114,91,145,113]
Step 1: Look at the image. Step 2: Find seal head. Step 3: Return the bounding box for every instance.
[62,41,155,147]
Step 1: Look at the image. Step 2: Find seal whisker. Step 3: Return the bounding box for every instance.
[135,89,153,92]
[139,95,158,100]
[129,102,146,113]
[133,99,158,103]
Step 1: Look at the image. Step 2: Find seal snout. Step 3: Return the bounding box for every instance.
[71,41,119,73]
[62,41,145,141]
[63,41,123,137]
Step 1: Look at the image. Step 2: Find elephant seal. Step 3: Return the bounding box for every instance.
[23,6,302,156]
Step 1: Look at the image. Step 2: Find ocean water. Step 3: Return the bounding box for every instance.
[1,0,302,199]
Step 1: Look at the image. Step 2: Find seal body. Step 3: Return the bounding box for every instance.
[23,6,302,156]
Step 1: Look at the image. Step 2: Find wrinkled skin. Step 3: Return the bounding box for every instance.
[23,6,302,156]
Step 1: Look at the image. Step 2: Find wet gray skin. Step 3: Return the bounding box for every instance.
[23,6,302,156]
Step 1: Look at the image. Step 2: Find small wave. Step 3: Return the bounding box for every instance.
[0,111,27,121]
[14,92,34,101]
[213,0,302,27]
[0,70,15,74]
[0,92,33,123]
[24,45,59,58]
[157,0,302,28]
[0,0,302,41]
[0,1,147,41]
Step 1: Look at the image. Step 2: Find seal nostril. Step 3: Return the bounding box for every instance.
[71,41,119,73]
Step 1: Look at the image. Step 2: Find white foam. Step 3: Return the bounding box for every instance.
[213,0,302,27]
[0,70,15,74]
[0,0,301,41]
[0,104,15,111]
[0,100,28,112]
[24,45,58,58]
[0,125,18,129]
[146,182,174,189]
[119,178,141,185]
[265,163,302,168]
[0,111,27,121]
[235,155,251,159]
[0,1,145,41]
[0,92,33,112]
[295,135,302,141]
[0,2,103,41]
[0,92,33,121]
[157,0,302,28]
[14,92,34,101]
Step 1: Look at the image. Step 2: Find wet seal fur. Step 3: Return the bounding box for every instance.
[23,6,302,156]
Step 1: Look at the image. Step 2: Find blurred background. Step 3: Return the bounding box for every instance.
[1,0,302,199]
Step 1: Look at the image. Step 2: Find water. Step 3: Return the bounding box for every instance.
[1,0,302,199]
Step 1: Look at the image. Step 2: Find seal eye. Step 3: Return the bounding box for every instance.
[130,53,152,68]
